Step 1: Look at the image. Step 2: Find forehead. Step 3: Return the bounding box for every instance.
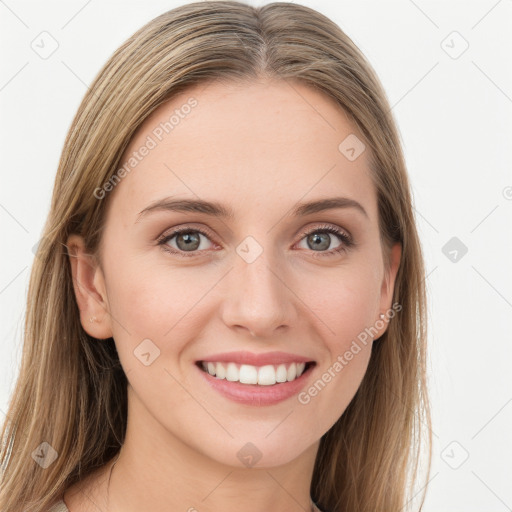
[107,78,377,223]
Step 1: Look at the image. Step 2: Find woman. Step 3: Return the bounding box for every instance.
[0,1,432,511]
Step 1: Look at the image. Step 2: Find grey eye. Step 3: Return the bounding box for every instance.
[298,231,342,252]
[175,232,201,251]
[306,232,331,251]
[165,230,213,252]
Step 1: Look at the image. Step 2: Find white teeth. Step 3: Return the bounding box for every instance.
[239,364,258,384]
[258,365,276,386]
[215,362,226,379]
[226,362,238,382]
[200,361,309,385]
[286,363,297,382]
[276,364,288,383]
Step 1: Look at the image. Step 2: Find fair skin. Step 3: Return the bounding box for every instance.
[64,78,400,512]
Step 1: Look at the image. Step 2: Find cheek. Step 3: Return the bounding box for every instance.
[105,255,208,338]
[296,263,379,417]
[309,262,382,351]
[104,256,221,379]
[297,272,379,430]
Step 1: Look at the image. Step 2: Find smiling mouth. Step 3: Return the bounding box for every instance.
[197,361,315,386]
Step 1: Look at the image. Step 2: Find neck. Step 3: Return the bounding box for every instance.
[107,396,319,512]
[109,445,319,512]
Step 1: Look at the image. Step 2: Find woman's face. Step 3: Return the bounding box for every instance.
[70,78,400,468]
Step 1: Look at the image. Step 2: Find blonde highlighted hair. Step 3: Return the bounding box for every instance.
[0,2,431,511]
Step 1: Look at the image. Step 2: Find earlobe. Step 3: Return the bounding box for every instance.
[66,234,113,340]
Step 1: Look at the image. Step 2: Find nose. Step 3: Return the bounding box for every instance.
[220,247,298,339]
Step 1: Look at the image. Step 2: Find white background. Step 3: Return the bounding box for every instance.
[1,1,511,510]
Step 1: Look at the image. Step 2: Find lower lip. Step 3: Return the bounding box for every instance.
[196,363,315,406]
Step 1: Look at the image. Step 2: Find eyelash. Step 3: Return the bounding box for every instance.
[157,223,354,259]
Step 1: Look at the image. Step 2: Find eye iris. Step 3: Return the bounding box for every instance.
[308,232,330,251]
[176,232,200,251]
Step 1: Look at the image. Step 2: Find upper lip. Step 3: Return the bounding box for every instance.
[198,350,314,366]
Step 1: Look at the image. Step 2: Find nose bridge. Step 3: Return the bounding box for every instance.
[222,238,296,336]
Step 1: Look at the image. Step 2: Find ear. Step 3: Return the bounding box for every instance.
[376,242,402,339]
[66,234,113,340]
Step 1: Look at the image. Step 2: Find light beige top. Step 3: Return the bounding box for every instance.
[48,500,69,512]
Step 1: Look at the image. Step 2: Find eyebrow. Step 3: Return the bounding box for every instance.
[136,195,368,222]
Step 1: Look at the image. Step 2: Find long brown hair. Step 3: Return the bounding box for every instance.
[0,2,432,510]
